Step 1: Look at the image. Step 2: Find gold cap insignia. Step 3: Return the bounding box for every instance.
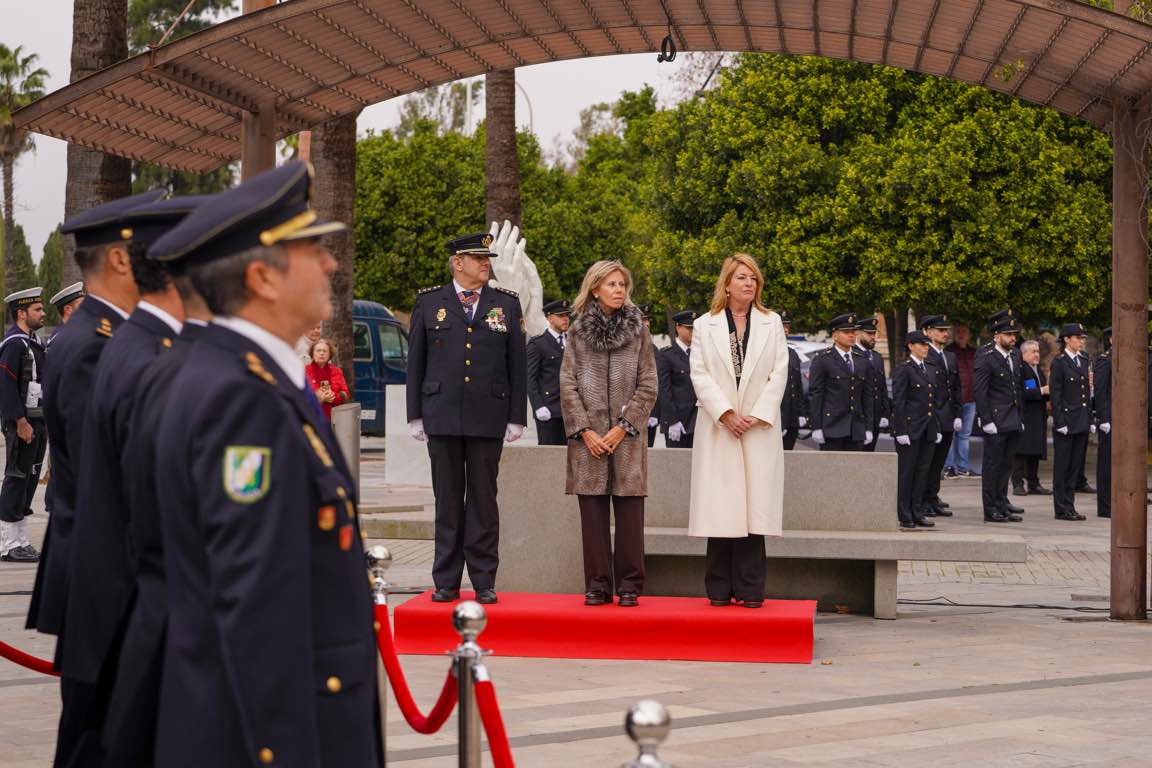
[482,234,494,247]
[121,228,133,240]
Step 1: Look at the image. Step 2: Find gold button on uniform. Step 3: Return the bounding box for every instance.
[465,360,471,366]
[467,327,473,333]
[466,343,472,349]
[259,748,274,764]
[326,676,342,693]
[464,376,471,383]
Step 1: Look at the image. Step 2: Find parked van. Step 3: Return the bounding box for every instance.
[352,300,409,435]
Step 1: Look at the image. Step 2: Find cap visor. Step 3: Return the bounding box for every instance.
[280,220,347,242]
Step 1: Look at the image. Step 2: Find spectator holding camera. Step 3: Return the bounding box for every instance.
[305,338,350,421]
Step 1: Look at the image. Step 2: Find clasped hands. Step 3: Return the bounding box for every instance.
[719,410,766,439]
[582,426,627,459]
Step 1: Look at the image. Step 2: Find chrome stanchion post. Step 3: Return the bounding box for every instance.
[452,601,487,768]
[366,545,393,608]
[621,700,673,768]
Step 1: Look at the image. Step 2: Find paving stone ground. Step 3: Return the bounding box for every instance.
[1,442,1149,766]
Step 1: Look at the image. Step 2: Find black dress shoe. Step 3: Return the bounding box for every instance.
[900,521,917,530]
[584,591,610,606]
[740,600,764,609]
[1,546,38,563]
[1013,486,1028,497]
[984,514,1010,523]
[1006,503,1025,514]
[921,507,938,517]
[476,588,498,605]
[617,592,639,607]
[933,507,953,517]
[708,598,731,606]
[934,498,950,509]
[914,518,935,528]
[1055,512,1086,521]
[1005,513,1023,522]
[1075,483,1096,494]
[1098,512,1111,518]
[431,588,460,602]
[1029,485,1053,495]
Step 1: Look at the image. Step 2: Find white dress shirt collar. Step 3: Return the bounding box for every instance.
[676,338,691,354]
[548,327,563,343]
[1066,349,1081,364]
[136,300,183,335]
[86,293,131,321]
[212,316,305,389]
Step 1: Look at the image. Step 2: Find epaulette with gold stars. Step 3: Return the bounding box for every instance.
[416,285,440,296]
[493,286,518,298]
[95,317,114,338]
[244,351,277,386]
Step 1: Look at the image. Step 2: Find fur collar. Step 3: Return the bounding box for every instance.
[571,302,644,352]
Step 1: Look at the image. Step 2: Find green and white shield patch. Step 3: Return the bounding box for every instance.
[223,446,271,503]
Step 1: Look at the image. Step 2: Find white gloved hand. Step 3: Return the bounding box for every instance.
[865,431,874,445]
[895,434,911,446]
[668,422,684,442]
[1090,424,1097,434]
[935,432,943,444]
[798,416,807,428]
[647,416,659,428]
[982,422,998,435]
[812,429,825,445]
[879,417,889,429]
[953,417,963,431]
[1057,426,1069,435]
[408,419,427,442]
[504,423,525,443]
[1100,422,1111,434]
[535,406,551,422]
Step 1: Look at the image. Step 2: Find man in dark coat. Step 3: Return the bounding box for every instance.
[1012,339,1052,496]
[974,311,1025,523]
[406,231,528,604]
[1093,328,1112,518]
[1050,323,1093,521]
[921,314,962,517]
[526,299,570,446]
[779,310,808,451]
[855,316,890,453]
[657,310,699,448]
[809,314,873,451]
[891,331,941,529]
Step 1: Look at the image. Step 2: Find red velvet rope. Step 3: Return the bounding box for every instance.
[0,639,58,677]
[374,604,458,734]
[474,678,515,768]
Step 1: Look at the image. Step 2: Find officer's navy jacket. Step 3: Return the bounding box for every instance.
[974,344,1024,432]
[808,346,874,441]
[1050,351,1093,435]
[891,359,940,442]
[656,342,698,433]
[526,330,563,415]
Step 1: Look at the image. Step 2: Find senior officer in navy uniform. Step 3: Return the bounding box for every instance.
[920,315,961,516]
[1050,323,1094,521]
[149,161,380,768]
[809,314,873,450]
[1093,328,1112,518]
[854,316,890,453]
[892,331,941,529]
[779,310,808,450]
[63,195,205,766]
[0,287,47,563]
[526,299,570,446]
[974,311,1025,523]
[407,232,528,604]
[657,310,699,448]
[27,189,157,766]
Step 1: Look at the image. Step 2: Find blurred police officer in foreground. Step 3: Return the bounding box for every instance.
[779,310,808,450]
[527,299,570,446]
[1094,327,1112,518]
[151,161,380,767]
[974,311,1024,523]
[1050,323,1093,521]
[29,189,156,766]
[407,232,527,604]
[854,316,890,453]
[921,314,961,517]
[0,287,46,562]
[809,314,873,450]
[892,331,940,529]
[41,283,84,519]
[657,310,699,448]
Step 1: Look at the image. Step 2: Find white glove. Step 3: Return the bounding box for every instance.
[812,429,825,445]
[535,406,551,422]
[879,417,889,429]
[953,418,963,431]
[668,422,684,442]
[504,423,525,443]
[798,416,807,428]
[895,434,911,446]
[982,422,998,435]
[408,419,427,442]
[647,416,659,428]
[864,431,873,445]
[1090,424,1097,434]
[935,432,943,444]
[1101,422,1111,434]
[1057,426,1069,435]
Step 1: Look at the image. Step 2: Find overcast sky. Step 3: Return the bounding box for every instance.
[6,7,702,261]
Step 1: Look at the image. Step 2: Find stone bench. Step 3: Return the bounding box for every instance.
[495,446,1026,619]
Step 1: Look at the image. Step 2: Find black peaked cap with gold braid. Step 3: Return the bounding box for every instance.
[61,189,166,249]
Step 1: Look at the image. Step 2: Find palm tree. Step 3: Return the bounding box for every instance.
[0,44,48,296]
[484,70,521,226]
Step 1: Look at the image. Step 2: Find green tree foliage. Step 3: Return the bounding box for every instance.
[38,227,63,325]
[0,220,38,297]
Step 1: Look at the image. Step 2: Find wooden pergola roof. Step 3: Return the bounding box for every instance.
[15,0,1152,173]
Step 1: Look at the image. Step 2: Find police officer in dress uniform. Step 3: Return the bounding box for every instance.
[779,310,808,450]
[150,161,381,767]
[921,314,962,517]
[41,282,84,519]
[1050,323,1093,521]
[0,288,47,563]
[1093,328,1112,518]
[855,316,891,453]
[809,314,873,450]
[892,331,941,529]
[62,195,206,766]
[638,304,661,446]
[406,232,528,605]
[526,299,570,446]
[26,189,159,766]
[974,311,1025,523]
[657,310,699,448]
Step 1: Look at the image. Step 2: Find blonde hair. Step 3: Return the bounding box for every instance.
[572,260,634,315]
[709,253,769,315]
[310,337,338,365]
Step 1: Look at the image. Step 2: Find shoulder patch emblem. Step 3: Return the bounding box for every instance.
[494,286,518,297]
[302,423,334,468]
[436,307,447,322]
[223,446,271,503]
[96,318,114,338]
[245,351,277,386]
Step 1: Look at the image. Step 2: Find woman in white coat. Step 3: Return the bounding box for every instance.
[688,253,790,608]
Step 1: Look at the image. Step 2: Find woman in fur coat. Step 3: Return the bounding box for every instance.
[558,260,658,607]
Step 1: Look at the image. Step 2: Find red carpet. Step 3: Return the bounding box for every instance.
[393,592,815,663]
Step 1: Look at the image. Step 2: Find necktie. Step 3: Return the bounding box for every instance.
[559,333,565,349]
[844,353,853,373]
[1075,355,1081,371]
[458,290,478,321]
[1006,353,1013,373]
[940,350,948,373]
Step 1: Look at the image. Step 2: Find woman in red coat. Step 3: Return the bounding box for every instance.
[305,338,351,421]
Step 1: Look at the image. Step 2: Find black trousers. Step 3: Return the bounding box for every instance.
[577,495,645,595]
[896,435,935,525]
[646,425,657,448]
[1012,454,1041,489]
[0,418,47,523]
[705,536,766,602]
[1053,431,1089,517]
[782,427,798,451]
[820,436,861,451]
[1097,431,1111,516]
[427,436,503,590]
[534,416,567,446]
[923,430,955,505]
[666,433,694,449]
[981,430,1020,516]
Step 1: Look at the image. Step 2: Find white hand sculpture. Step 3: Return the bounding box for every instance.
[798,416,807,428]
[895,434,911,446]
[1057,426,1069,435]
[1100,422,1111,434]
[982,422,998,435]
[879,417,889,429]
[865,431,874,445]
[668,422,684,442]
[812,429,825,445]
[535,406,551,422]
[504,423,525,443]
[488,220,547,338]
[408,419,427,442]
[953,417,963,431]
